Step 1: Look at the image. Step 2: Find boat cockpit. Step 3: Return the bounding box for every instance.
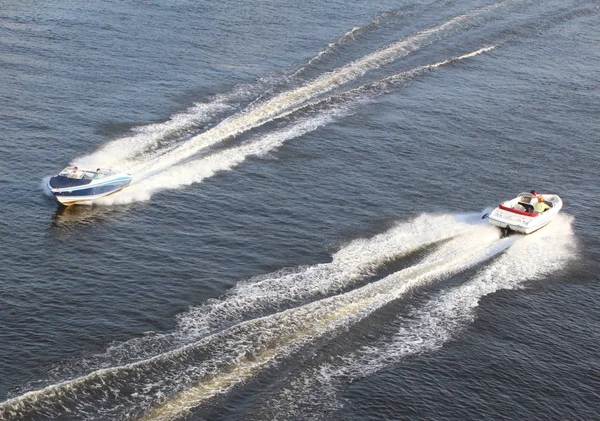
[511,192,555,213]
[58,166,116,180]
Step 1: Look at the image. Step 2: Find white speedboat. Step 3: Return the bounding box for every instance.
[487,191,562,235]
[48,166,132,206]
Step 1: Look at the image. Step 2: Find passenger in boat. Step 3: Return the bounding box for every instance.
[93,168,104,179]
[71,167,81,178]
[534,195,550,213]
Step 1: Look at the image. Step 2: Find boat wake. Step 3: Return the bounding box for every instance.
[46,0,596,207]
[0,213,578,420]
[82,41,498,206]
[39,1,598,207]
[18,0,588,419]
[260,214,578,420]
[56,2,509,206]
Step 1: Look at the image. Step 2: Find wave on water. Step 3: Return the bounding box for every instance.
[174,212,490,340]
[93,109,347,205]
[35,213,492,379]
[261,214,578,420]
[43,1,599,208]
[73,79,284,170]
[55,3,505,205]
[290,3,422,78]
[1,212,550,421]
[19,1,588,419]
[79,42,497,206]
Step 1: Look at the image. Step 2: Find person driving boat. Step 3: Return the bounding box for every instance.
[534,195,551,213]
[93,168,104,179]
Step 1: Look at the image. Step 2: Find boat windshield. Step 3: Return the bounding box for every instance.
[58,166,116,179]
[518,192,535,202]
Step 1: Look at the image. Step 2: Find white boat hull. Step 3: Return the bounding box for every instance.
[488,193,562,234]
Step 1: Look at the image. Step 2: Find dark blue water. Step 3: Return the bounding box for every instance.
[1,0,599,420]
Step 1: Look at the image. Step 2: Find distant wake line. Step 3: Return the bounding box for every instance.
[82,43,496,206]
[66,3,504,205]
[58,0,596,207]
[1,212,578,421]
[290,4,420,78]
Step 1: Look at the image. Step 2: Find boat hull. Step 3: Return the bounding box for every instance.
[48,174,132,206]
[488,193,562,234]
[488,214,555,234]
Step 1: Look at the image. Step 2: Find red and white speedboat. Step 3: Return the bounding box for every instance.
[487,191,562,235]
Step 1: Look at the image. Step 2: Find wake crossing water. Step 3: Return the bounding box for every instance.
[64,4,505,206]
[1,213,575,421]
[261,215,578,420]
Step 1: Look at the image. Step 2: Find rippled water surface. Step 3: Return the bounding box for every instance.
[1,0,599,420]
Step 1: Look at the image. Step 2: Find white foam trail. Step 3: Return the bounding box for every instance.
[431,44,497,67]
[44,212,489,380]
[70,8,395,169]
[74,100,234,169]
[86,43,497,206]
[265,215,578,419]
[103,4,504,181]
[350,214,578,377]
[300,26,363,70]
[247,6,414,109]
[0,219,505,421]
[290,5,409,77]
[135,224,508,421]
[61,5,503,206]
[174,212,491,340]
[93,109,345,205]
[263,45,498,125]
